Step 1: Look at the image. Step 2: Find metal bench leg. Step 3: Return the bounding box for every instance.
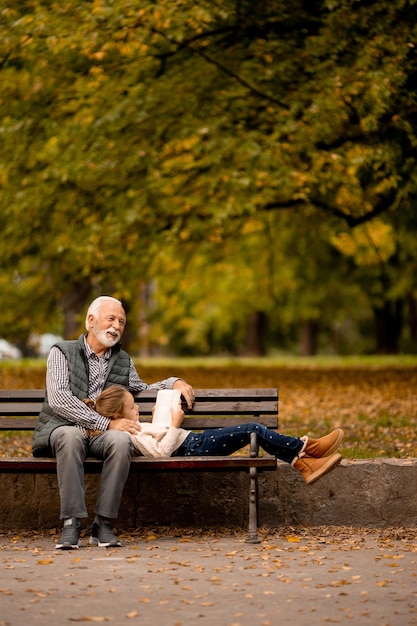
[246,431,261,543]
[246,465,260,543]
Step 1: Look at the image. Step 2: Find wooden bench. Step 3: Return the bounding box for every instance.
[0,388,279,543]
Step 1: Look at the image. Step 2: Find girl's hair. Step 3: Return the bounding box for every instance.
[84,384,129,420]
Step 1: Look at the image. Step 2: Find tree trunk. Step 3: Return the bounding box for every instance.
[241,311,266,356]
[408,294,417,344]
[300,320,319,356]
[373,299,403,354]
[60,285,91,339]
[136,282,154,357]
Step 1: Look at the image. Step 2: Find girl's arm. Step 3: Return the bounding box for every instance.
[130,425,187,458]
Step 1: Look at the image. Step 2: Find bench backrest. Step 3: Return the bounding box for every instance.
[0,388,279,431]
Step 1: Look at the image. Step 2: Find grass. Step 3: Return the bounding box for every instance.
[2,353,417,369]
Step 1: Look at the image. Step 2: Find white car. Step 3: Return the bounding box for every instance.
[30,333,64,357]
[0,339,23,360]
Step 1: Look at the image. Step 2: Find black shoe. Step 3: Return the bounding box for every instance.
[56,517,81,550]
[89,520,121,548]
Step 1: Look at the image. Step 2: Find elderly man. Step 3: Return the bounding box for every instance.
[32,296,194,550]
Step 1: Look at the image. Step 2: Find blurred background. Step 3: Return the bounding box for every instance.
[1,0,417,359]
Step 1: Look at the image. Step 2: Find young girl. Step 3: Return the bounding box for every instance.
[84,385,343,485]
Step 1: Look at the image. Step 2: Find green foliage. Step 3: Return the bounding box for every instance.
[1,0,417,353]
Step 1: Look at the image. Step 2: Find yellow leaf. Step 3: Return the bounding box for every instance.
[125,612,139,618]
[37,558,54,565]
[331,580,351,587]
[285,535,301,543]
[0,589,13,595]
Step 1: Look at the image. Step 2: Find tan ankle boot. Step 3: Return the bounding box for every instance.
[303,428,344,457]
[294,453,342,485]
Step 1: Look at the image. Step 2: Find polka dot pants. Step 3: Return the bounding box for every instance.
[175,422,304,464]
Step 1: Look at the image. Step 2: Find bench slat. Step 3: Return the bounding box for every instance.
[0,414,278,431]
[0,400,277,416]
[0,389,278,427]
[0,455,277,473]
[0,403,44,416]
[0,388,278,399]
[0,418,40,430]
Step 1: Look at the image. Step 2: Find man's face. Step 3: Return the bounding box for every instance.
[89,302,126,349]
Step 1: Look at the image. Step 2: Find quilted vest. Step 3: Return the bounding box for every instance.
[32,334,131,457]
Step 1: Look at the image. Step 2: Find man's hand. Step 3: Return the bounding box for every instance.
[108,419,140,435]
[173,379,195,409]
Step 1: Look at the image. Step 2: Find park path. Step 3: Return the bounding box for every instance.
[1,526,417,625]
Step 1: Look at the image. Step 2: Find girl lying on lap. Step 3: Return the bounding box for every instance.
[84,385,343,485]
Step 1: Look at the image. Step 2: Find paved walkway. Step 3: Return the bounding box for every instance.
[1,526,417,625]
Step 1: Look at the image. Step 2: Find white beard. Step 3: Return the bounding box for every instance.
[93,323,121,348]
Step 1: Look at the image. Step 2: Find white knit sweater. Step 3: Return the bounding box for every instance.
[130,422,190,458]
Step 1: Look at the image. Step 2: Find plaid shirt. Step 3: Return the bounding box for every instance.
[46,336,178,438]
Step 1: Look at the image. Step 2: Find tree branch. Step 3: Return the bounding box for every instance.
[152,27,288,108]
[186,44,288,108]
[263,192,395,228]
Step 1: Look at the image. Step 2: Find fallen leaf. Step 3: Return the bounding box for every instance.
[0,589,13,595]
[69,618,112,623]
[331,580,351,587]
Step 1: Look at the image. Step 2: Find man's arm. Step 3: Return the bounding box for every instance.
[47,347,111,431]
[128,362,195,409]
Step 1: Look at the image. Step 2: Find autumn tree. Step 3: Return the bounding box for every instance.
[1,0,416,354]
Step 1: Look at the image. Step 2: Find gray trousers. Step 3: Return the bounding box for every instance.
[50,426,133,520]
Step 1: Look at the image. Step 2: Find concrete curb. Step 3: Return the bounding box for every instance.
[1,458,416,530]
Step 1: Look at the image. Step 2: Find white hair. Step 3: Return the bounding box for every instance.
[85,296,124,330]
